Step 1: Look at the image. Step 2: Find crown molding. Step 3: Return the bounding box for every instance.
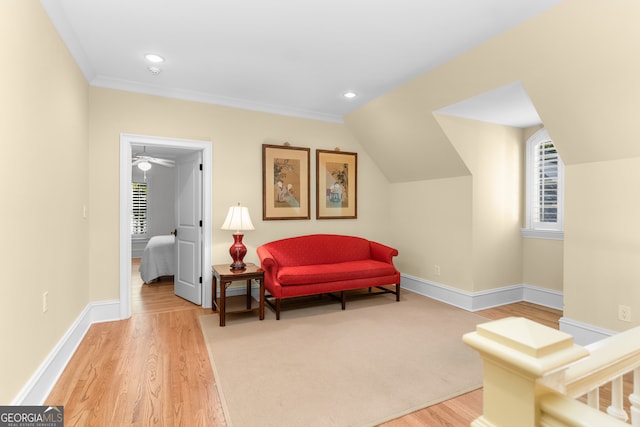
[91,76,344,124]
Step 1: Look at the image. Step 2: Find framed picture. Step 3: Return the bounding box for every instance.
[262,144,310,220]
[316,149,357,219]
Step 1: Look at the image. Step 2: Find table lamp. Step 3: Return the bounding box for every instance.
[220,202,255,270]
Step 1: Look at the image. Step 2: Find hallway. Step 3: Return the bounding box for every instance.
[131,258,198,314]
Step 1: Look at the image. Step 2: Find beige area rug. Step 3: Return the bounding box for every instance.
[199,290,487,427]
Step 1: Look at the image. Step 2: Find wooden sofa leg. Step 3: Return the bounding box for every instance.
[396,283,400,301]
[276,299,281,320]
[341,291,346,310]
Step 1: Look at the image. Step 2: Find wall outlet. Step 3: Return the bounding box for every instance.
[43,291,48,313]
[618,304,631,322]
[434,265,441,276]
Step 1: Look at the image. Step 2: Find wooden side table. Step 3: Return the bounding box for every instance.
[212,263,264,327]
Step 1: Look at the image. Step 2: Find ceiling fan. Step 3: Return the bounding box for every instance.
[132,155,175,168]
[132,147,175,170]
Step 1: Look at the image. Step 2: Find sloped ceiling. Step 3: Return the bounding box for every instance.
[346,1,640,182]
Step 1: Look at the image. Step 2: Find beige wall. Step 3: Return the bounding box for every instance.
[347,0,640,177]
[348,1,640,329]
[436,116,524,292]
[565,158,640,330]
[384,113,561,295]
[0,1,90,403]
[88,88,392,301]
[389,177,474,291]
[523,239,563,292]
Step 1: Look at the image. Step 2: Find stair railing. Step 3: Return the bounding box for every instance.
[463,317,640,426]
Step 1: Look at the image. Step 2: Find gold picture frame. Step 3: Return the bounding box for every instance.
[316,149,357,219]
[262,144,310,220]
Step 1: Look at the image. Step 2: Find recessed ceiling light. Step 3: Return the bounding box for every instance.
[343,91,357,99]
[144,53,165,63]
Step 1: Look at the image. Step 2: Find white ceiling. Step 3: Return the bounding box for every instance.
[41,0,560,125]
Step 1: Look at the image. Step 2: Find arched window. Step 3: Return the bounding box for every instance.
[523,128,564,239]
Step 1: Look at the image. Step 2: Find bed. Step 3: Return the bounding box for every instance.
[140,235,175,284]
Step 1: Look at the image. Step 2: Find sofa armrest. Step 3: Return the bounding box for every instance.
[257,245,278,270]
[369,241,399,264]
[257,245,280,286]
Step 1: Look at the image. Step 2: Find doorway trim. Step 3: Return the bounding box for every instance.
[119,133,212,319]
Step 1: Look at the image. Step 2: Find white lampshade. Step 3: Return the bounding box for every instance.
[137,161,152,172]
[221,203,255,233]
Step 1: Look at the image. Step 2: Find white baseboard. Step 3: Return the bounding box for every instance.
[559,317,616,346]
[522,284,564,311]
[12,300,121,405]
[12,280,606,404]
[400,274,519,311]
[215,283,261,299]
[399,274,623,347]
[400,274,563,312]
[15,284,260,404]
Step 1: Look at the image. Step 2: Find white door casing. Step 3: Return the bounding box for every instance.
[119,133,212,319]
[174,151,203,304]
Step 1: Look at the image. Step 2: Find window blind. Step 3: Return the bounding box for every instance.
[131,182,148,235]
[533,141,559,224]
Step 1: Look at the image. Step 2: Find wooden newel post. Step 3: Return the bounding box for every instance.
[463,317,589,427]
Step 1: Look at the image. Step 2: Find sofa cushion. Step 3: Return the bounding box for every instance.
[277,259,397,285]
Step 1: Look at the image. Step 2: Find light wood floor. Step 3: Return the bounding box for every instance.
[46,261,564,426]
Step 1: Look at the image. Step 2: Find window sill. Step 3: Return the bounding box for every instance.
[520,228,564,240]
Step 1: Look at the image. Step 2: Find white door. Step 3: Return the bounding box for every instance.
[174,151,203,304]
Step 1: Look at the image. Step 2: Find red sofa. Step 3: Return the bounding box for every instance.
[257,234,400,319]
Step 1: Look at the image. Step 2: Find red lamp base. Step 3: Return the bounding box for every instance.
[229,232,248,270]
